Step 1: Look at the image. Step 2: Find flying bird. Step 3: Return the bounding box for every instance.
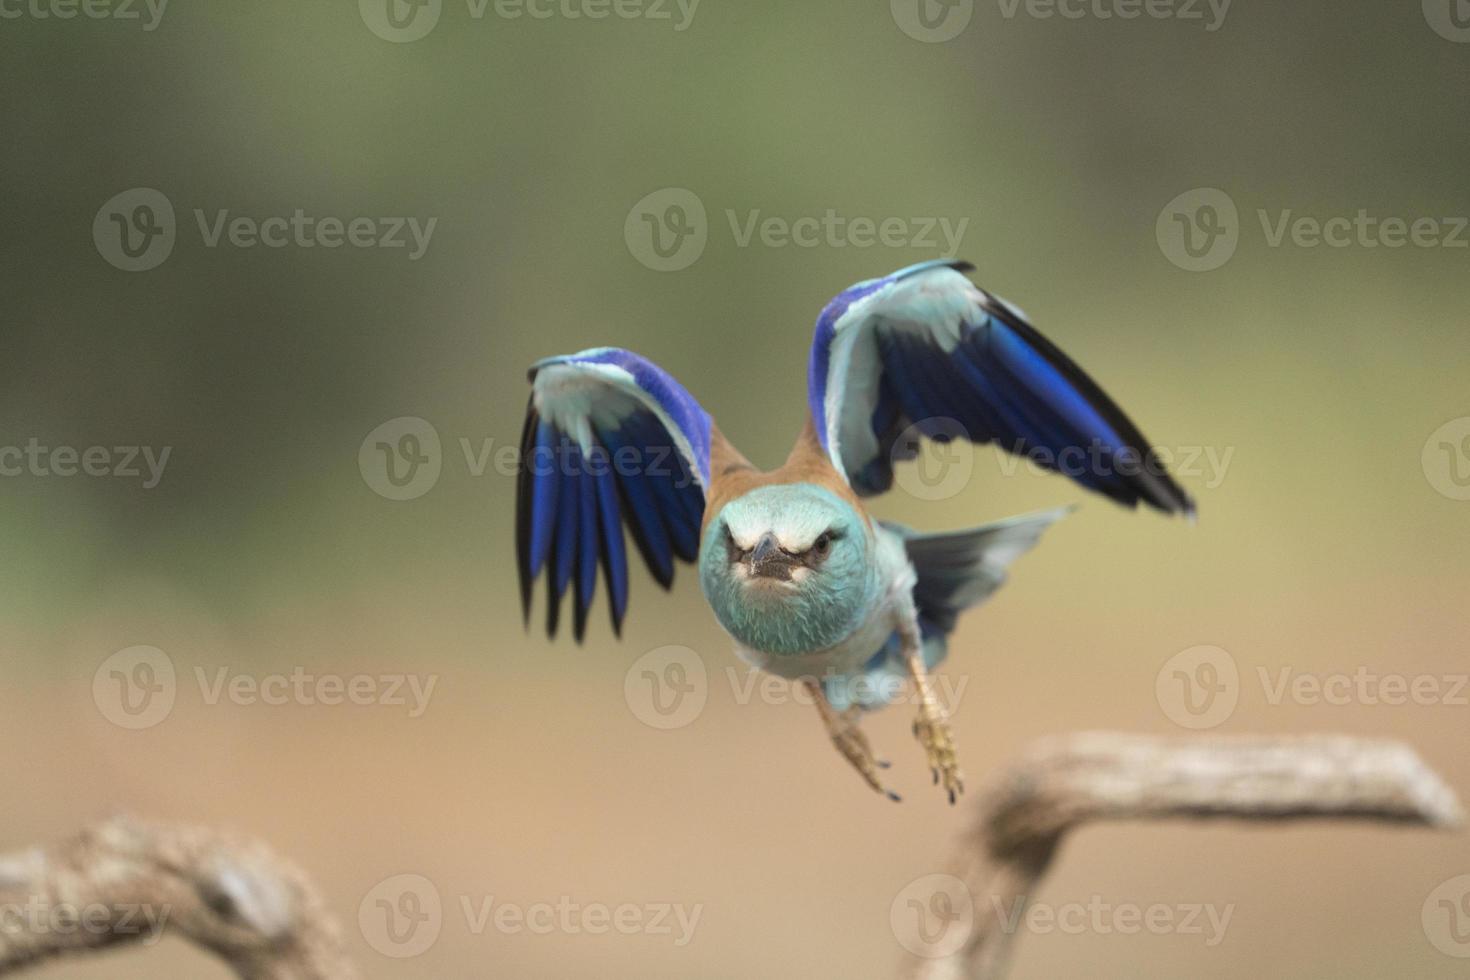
[516,260,1193,802]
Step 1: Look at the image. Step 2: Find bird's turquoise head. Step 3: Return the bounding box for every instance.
[699,483,876,656]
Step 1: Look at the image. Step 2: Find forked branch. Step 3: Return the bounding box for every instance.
[901,732,1463,980]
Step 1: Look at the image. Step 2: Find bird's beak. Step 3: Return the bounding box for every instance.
[747,532,798,581]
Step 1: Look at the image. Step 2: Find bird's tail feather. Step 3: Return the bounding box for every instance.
[824,507,1072,713]
[888,505,1073,637]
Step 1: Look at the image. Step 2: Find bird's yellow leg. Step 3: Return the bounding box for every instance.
[805,680,901,802]
[898,609,965,804]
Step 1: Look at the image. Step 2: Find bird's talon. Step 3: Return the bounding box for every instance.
[821,703,899,801]
[912,712,964,803]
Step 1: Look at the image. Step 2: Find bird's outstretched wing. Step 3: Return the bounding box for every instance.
[806,260,1195,516]
[518,347,711,641]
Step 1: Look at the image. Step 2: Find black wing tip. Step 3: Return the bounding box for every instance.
[1135,460,1197,522]
[948,259,976,273]
[1129,476,1196,522]
[977,296,1199,524]
[1172,490,1199,524]
[1150,497,1197,521]
[516,404,539,628]
[545,572,562,639]
[572,595,590,644]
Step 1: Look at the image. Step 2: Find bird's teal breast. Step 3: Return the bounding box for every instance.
[729,602,900,681]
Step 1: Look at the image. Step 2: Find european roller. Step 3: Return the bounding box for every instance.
[516,260,1193,802]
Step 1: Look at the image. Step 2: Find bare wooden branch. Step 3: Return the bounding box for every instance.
[0,816,355,979]
[1,735,1458,979]
[901,732,1464,980]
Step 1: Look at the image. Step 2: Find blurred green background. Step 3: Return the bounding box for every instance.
[2,1,1469,977]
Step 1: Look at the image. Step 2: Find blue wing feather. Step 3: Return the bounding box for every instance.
[592,453,629,634]
[545,442,579,638]
[984,321,1125,449]
[552,445,578,596]
[517,348,711,641]
[526,419,559,578]
[573,443,600,641]
[809,262,1194,516]
[601,425,674,587]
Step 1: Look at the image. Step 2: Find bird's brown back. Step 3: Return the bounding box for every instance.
[700,418,870,536]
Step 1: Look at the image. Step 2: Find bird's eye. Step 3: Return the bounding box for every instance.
[812,532,833,558]
[723,525,743,562]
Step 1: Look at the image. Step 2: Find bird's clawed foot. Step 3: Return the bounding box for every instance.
[898,614,965,805]
[809,685,901,802]
[833,714,902,803]
[911,709,964,805]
